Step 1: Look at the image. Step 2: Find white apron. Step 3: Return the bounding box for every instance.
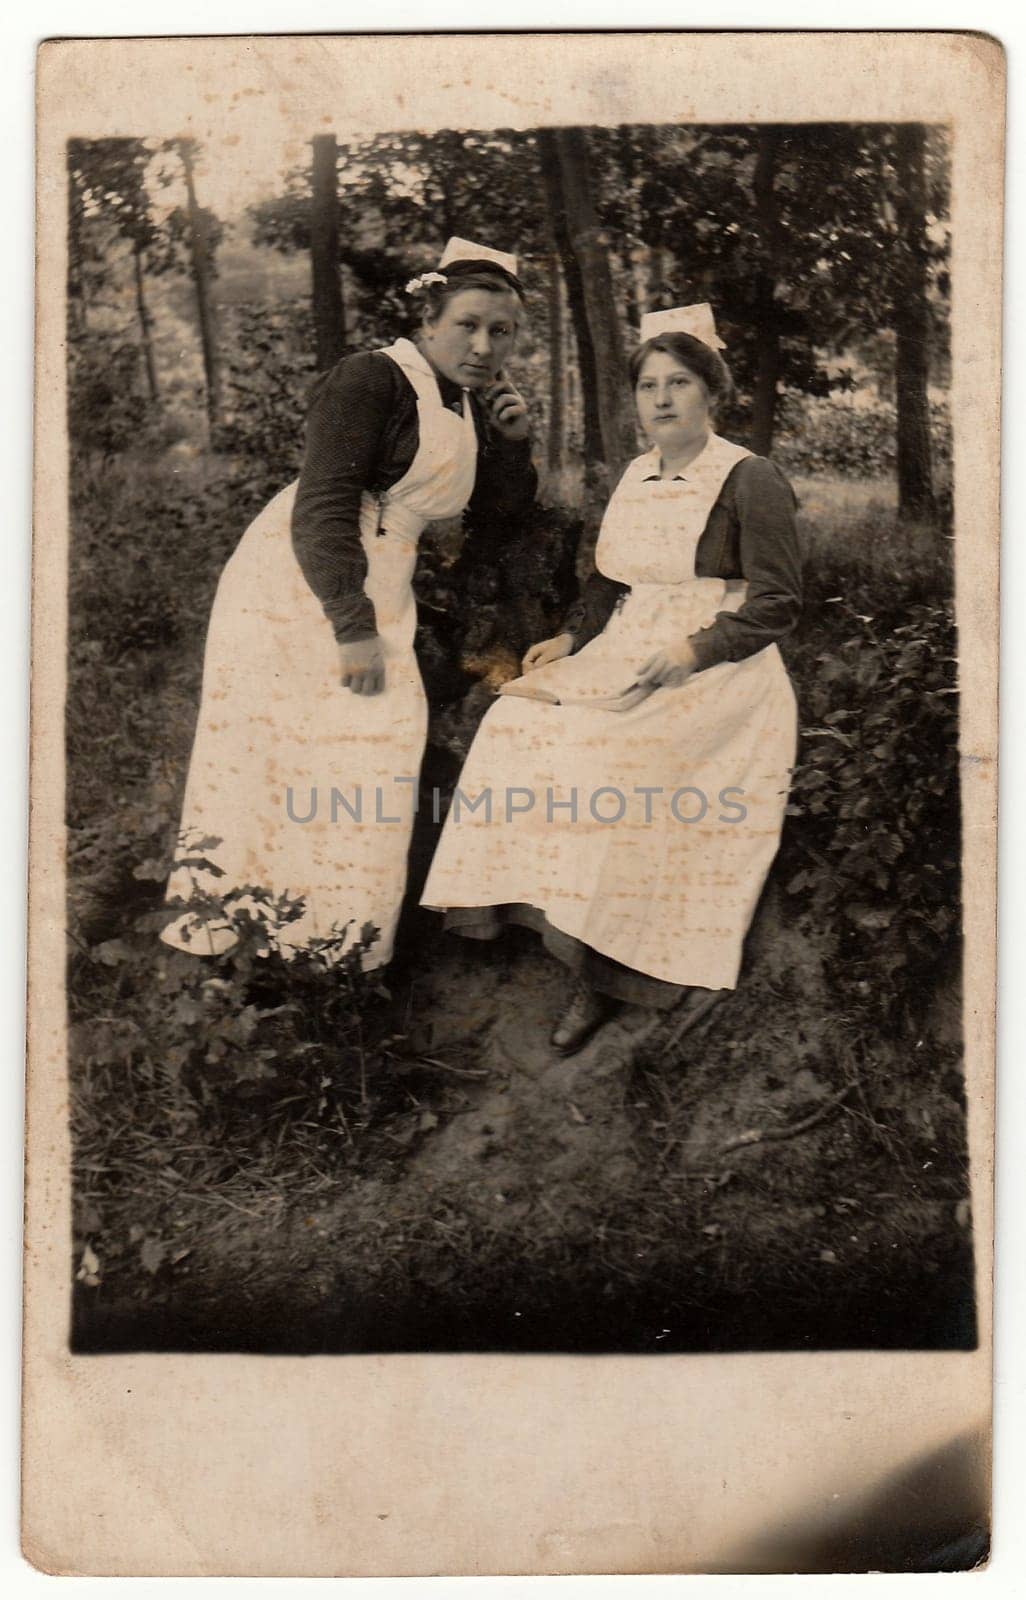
[421,434,798,992]
[163,339,477,965]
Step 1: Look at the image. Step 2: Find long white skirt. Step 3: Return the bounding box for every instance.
[422,580,797,992]
[164,482,424,966]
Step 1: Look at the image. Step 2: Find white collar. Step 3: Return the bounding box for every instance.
[639,432,727,482]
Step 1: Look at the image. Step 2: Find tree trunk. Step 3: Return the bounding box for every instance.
[537,129,604,487]
[310,134,346,371]
[893,124,936,522]
[615,246,639,330]
[565,345,580,457]
[632,247,649,320]
[545,253,565,478]
[178,139,222,440]
[551,126,636,488]
[646,244,667,311]
[132,241,160,402]
[750,127,782,456]
[433,131,462,240]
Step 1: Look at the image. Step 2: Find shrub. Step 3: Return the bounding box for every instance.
[68,856,453,1302]
[68,333,169,461]
[780,591,960,1019]
[213,300,316,495]
[774,392,952,484]
[73,852,407,1160]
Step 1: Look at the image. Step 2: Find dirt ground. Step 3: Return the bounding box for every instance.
[73,875,975,1356]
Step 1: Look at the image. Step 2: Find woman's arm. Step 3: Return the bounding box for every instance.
[462,389,538,534]
[687,456,803,671]
[560,569,628,652]
[291,352,405,644]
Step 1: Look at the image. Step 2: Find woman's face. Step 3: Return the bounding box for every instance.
[420,288,520,389]
[634,350,712,455]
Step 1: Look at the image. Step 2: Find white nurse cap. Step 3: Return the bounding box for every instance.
[437,236,519,277]
[638,302,726,351]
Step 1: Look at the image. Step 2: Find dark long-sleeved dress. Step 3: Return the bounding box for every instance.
[163,336,536,965]
[291,348,536,643]
[422,433,802,1005]
[559,452,801,666]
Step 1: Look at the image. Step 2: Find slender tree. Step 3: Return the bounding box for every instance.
[67,137,161,393]
[131,239,160,401]
[537,128,604,487]
[750,127,783,455]
[646,243,668,311]
[177,137,222,436]
[550,126,635,488]
[892,123,936,521]
[545,253,565,477]
[310,134,346,371]
[614,245,639,330]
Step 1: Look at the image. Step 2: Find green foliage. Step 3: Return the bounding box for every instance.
[67,331,193,465]
[68,135,156,307]
[213,300,316,490]
[593,123,951,400]
[774,392,953,481]
[70,861,446,1299]
[70,125,953,504]
[779,543,960,1020]
[64,453,269,892]
[94,863,392,1129]
[68,135,225,306]
[251,127,546,265]
[67,334,156,457]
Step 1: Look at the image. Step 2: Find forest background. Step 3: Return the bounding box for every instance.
[64,123,972,1355]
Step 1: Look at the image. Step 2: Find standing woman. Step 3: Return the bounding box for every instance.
[422,304,802,1053]
[163,238,536,963]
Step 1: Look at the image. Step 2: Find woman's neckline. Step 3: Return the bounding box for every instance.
[654,430,714,480]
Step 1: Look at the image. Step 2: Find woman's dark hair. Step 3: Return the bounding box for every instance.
[629,331,734,411]
[418,257,525,324]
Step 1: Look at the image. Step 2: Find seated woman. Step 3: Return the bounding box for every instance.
[421,303,802,1054]
[162,236,536,964]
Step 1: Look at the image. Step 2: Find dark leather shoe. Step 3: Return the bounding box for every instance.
[550,981,617,1056]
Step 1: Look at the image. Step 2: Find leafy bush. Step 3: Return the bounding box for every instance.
[69,855,459,1293]
[774,392,952,483]
[214,300,316,494]
[67,333,173,460]
[126,856,392,1122]
[779,574,960,1020]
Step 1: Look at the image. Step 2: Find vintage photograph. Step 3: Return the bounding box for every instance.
[63,115,972,1357]
[23,29,1001,1578]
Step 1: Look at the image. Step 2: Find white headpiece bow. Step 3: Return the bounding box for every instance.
[638,302,726,351]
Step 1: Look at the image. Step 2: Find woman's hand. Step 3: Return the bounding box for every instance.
[635,640,699,690]
[597,641,698,712]
[485,374,531,442]
[338,636,385,696]
[522,632,574,672]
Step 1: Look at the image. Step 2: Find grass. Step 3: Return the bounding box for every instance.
[66,447,974,1354]
[793,473,953,606]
